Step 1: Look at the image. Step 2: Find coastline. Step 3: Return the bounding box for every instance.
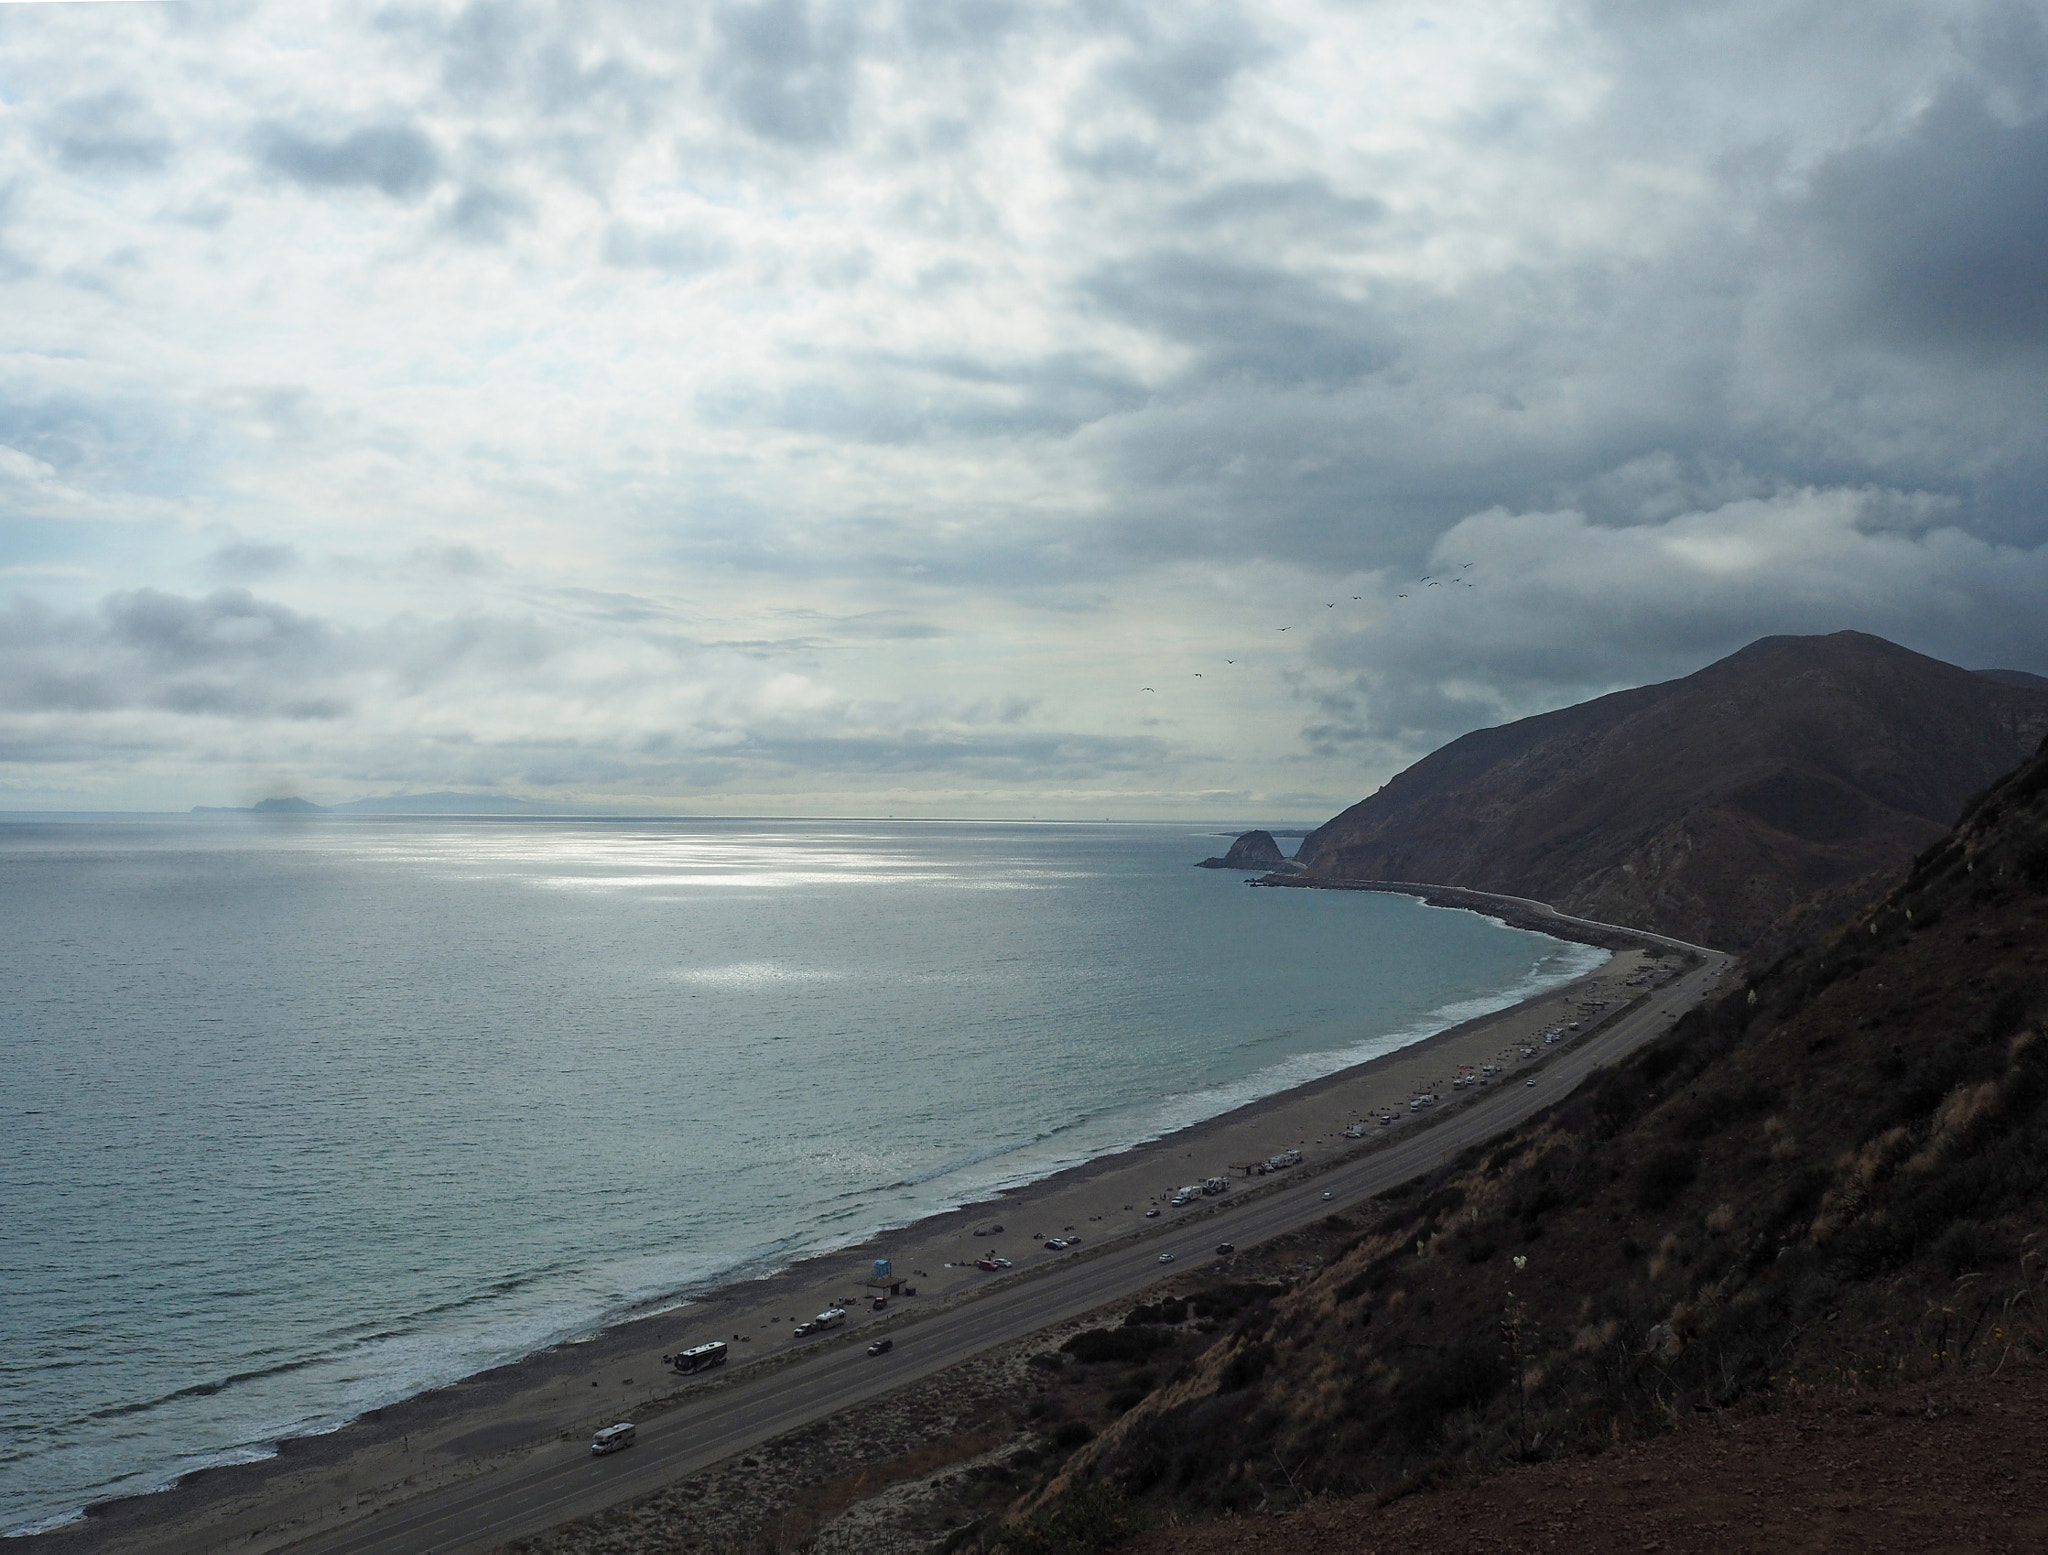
[30,889,1685,1555]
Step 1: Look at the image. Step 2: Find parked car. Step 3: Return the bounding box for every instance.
[866,1337,894,1356]
[1043,1237,1069,1249]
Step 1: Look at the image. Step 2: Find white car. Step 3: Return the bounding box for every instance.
[1158,1253,1174,1264]
[1043,1237,1069,1249]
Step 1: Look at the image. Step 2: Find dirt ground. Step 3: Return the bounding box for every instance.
[1131,1361,2048,1555]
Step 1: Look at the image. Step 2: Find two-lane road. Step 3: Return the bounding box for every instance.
[296,942,1731,1554]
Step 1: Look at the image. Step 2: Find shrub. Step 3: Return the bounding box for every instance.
[1189,1281,1289,1320]
[1636,1147,1696,1211]
[1933,1220,1997,1277]
[1389,1341,1510,1446]
[1063,1327,1172,1365]
[1216,1340,1273,1393]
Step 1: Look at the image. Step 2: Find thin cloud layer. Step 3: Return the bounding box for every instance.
[0,0,2043,812]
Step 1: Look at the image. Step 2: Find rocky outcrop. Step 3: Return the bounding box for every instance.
[1196,831,1301,871]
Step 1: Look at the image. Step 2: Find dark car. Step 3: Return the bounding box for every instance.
[1215,1242,1236,1255]
[866,1337,894,1356]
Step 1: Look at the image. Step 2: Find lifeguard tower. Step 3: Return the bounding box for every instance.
[865,1257,906,1298]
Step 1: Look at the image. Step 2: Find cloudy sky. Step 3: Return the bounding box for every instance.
[2,0,2046,815]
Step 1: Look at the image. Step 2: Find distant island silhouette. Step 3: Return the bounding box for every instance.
[193,792,586,816]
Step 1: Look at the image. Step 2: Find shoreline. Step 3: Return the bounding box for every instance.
[29,888,1688,1554]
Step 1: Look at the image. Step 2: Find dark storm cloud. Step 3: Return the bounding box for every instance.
[102,588,334,673]
[439,183,532,243]
[707,0,861,146]
[1082,252,1391,386]
[1101,13,1269,125]
[1168,178,1389,236]
[1800,89,2048,360]
[896,0,1027,52]
[41,91,172,174]
[254,122,445,199]
[208,541,302,580]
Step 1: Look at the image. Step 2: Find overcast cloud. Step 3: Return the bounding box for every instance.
[1,0,2045,814]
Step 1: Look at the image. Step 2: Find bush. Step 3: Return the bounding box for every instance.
[1189,1281,1289,1320]
[1636,1147,1696,1211]
[1063,1327,1172,1365]
[1216,1340,1273,1393]
[1933,1220,1998,1277]
[1389,1341,1510,1446]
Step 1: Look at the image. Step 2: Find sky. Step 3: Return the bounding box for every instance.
[2,0,2047,816]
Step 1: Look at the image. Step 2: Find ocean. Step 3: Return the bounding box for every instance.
[0,816,1606,1535]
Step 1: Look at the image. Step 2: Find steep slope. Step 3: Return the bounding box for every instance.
[1297,632,2048,952]
[1037,730,2048,1528]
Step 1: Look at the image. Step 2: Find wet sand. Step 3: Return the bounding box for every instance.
[39,896,1695,1555]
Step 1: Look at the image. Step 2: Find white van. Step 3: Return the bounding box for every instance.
[591,1422,636,1456]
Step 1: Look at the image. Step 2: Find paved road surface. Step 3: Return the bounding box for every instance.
[294,943,1732,1554]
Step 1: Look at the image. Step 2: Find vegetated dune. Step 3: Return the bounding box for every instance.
[1297,631,2048,954]
[1022,728,2048,1542]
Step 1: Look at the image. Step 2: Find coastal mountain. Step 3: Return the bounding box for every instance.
[1028,727,2048,1543]
[1297,631,2048,953]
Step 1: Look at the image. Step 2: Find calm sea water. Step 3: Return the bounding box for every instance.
[0,817,1605,1534]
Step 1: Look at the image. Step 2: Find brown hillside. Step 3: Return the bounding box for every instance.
[1296,631,2048,952]
[1132,1361,2048,1554]
[1023,728,2048,1539]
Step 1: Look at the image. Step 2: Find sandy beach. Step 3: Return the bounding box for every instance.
[40,897,1697,1555]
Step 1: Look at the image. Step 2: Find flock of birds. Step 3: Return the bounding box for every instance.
[1138,563,1479,692]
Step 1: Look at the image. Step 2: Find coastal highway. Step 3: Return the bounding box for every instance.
[292,943,1732,1555]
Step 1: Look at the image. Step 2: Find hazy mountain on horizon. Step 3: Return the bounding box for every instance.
[193,792,594,816]
[1298,630,2048,954]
